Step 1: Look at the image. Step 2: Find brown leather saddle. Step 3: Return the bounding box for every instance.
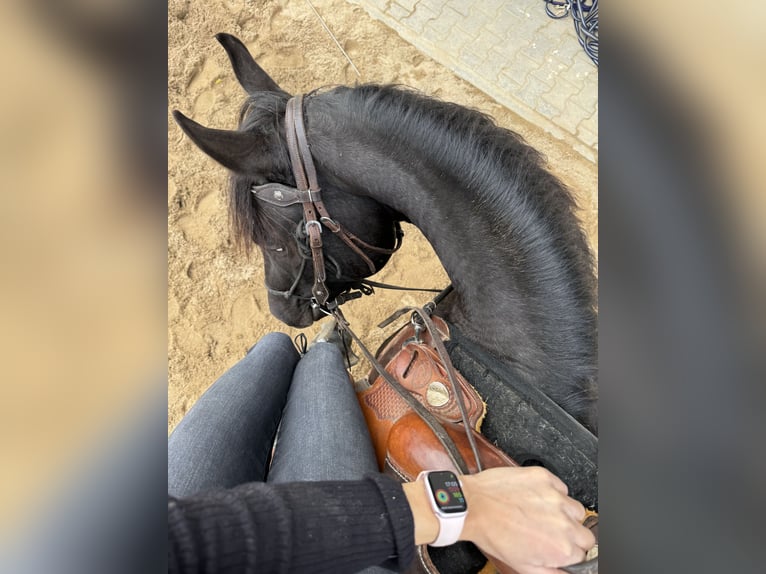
[356,313,598,574]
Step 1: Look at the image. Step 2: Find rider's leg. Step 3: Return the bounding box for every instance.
[267,340,379,483]
[168,332,299,497]
[268,340,395,573]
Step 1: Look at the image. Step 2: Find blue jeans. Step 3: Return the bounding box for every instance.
[168,333,392,572]
[168,332,380,492]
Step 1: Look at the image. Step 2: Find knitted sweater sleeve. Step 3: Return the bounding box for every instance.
[168,474,415,574]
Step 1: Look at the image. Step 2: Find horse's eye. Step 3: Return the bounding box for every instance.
[269,247,284,253]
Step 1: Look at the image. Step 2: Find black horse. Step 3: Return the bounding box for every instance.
[173,34,598,437]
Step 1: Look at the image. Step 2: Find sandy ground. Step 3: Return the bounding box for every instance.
[168,0,597,433]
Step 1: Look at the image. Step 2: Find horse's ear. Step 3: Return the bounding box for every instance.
[173,110,266,173]
[215,33,287,95]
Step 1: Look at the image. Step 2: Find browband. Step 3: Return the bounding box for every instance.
[251,182,322,207]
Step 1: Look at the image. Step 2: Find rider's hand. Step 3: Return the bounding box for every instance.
[459,467,595,574]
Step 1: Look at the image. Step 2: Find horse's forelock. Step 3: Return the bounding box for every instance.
[237,91,288,131]
[229,176,301,254]
[226,92,294,253]
[345,84,596,306]
[228,176,258,253]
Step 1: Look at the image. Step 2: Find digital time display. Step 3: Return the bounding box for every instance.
[427,470,467,514]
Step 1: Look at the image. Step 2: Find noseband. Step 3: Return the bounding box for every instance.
[251,94,402,308]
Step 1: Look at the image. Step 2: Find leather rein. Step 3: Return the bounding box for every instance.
[251,95,482,475]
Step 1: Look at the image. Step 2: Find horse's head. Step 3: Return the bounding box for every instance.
[173,34,400,327]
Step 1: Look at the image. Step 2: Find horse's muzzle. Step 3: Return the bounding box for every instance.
[267,296,318,329]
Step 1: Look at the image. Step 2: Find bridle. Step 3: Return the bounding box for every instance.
[251,94,403,310]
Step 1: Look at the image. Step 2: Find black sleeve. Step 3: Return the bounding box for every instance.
[168,474,415,574]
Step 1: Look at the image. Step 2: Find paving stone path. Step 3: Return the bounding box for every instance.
[348,0,598,162]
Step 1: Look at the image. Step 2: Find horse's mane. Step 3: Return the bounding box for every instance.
[229,91,291,253]
[342,85,558,212]
[337,85,596,312]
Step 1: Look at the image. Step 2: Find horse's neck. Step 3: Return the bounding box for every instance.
[312,122,515,344]
[309,95,596,431]
[311,100,593,369]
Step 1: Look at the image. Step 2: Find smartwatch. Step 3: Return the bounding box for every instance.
[417,470,468,546]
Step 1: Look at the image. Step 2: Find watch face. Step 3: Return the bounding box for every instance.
[427,470,467,514]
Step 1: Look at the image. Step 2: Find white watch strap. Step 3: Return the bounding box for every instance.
[418,471,467,547]
[431,512,465,546]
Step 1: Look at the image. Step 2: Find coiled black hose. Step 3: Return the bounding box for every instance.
[544,0,598,66]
